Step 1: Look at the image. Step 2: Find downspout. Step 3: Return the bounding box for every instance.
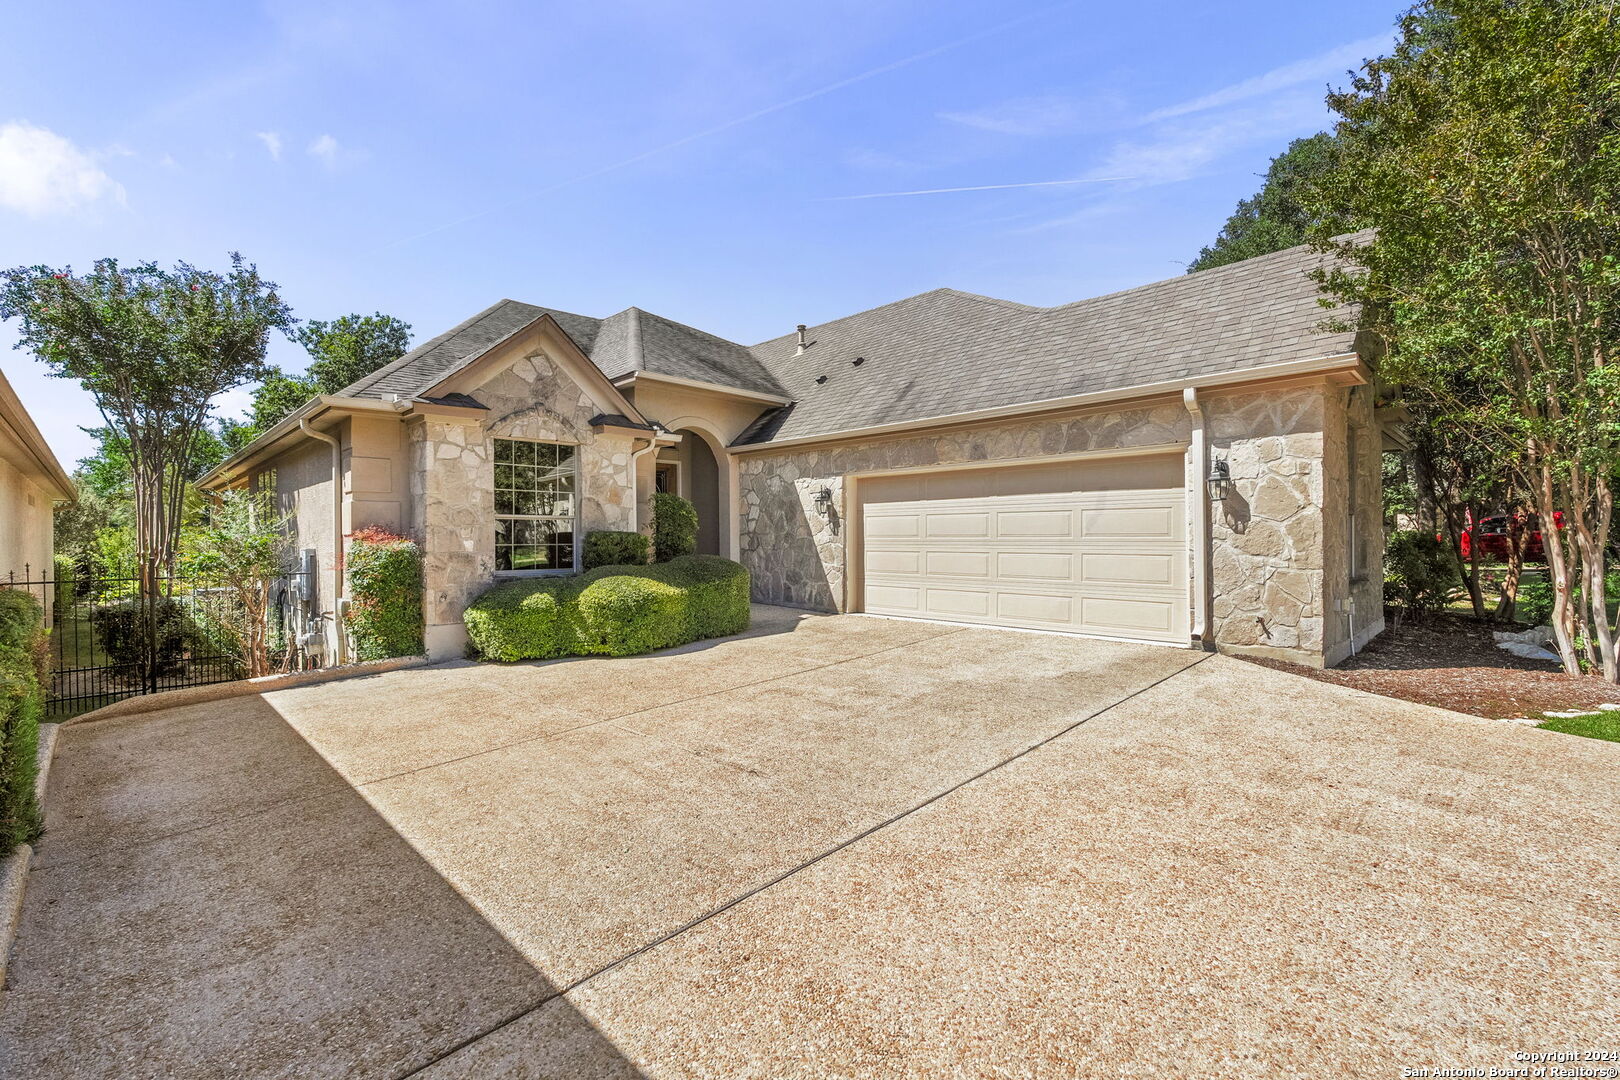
[628,435,659,533]
[300,417,348,665]
[1183,388,1212,646]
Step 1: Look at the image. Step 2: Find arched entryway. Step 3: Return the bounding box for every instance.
[670,426,725,556]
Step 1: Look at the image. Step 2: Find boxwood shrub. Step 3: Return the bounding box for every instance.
[464,554,750,662]
[583,530,650,570]
[0,588,46,850]
[651,492,698,562]
[345,528,425,661]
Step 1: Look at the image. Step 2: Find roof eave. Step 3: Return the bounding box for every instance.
[731,352,1366,454]
[613,370,791,407]
[197,395,404,490]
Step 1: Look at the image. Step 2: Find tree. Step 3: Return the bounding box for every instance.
[1307,0,1620,681]
[183,489,291,677]
[0,256,294,583]
[231,312,412,444]
[1189,133,1342,271]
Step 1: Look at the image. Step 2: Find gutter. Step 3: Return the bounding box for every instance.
[299,417,348,665]
[730,351,1365,454]
[613,370,792,407]
[1182,388,1212,645]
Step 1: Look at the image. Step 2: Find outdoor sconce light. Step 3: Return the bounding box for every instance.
[812,486,835,519]
[1207,458,1232,502]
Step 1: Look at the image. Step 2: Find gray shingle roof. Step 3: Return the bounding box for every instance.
[339,240,1353,446]
[739,241,1355,444]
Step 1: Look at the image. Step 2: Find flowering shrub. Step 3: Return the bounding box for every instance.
[344,528,424,661]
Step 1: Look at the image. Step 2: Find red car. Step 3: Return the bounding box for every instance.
[1455,512,1561,563]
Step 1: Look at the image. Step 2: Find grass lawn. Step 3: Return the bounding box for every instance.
[1537,709,1620,743]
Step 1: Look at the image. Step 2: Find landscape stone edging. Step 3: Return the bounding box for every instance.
[0,842,31,990]
[62,655,432,727]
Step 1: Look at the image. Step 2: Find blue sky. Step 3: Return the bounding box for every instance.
[0,0,1396,468]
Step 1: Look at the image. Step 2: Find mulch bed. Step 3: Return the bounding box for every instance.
[1239,612,1620,719]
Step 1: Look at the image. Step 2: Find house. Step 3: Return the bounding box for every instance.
[0,366,74,585]
[200,241,1393,667]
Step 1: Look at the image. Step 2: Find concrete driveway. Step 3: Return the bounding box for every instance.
[3,605,1616,1078]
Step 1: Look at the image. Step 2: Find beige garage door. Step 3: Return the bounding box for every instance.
[858,455,1190,643]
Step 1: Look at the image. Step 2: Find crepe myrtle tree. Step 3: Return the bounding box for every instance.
[0,255,295,587]
[1306,0,1620,680]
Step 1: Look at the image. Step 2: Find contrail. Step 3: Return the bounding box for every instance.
[376,2,1077,251]
[824,176,1133,200]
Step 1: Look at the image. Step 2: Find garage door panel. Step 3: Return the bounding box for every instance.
[1080,552,1177,587]
[924,550,992,577]
[860,456,1189,644]
[996,552,1075,582]
[1080,505,1175,539]
[865,549,921,576]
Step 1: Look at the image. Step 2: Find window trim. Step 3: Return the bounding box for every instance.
[492,437,581,577]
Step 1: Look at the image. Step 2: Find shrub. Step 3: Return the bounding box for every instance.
[52,553,75,621]
[345,528,424,661]
[94,596,213,677]
[1515,577,1555,627]
[651,492,698,562]
[584,530,650,570]
[0,588,45,850]
[1383,530,1455,618]
[464,554,750,662]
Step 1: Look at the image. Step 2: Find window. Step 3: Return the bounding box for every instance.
[654,462,678,495]
[494,439,577,572]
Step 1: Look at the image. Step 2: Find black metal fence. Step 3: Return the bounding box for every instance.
[3,562,320,717]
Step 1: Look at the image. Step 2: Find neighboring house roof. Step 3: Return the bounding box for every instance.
[0,367,75,503]
[739,241,1356,444]
[333,238,1355,449]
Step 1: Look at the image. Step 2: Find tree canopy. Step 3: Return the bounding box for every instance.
[1307,0,1620,679]
[1189,133,1342,271]
[0,255,294,576]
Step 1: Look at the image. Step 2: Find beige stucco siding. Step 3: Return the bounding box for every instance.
[0,453,53,582]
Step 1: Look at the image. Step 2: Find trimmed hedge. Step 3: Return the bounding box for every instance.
[464,554,750,662]
[651,492,698,562]
[345,528,425,661]
[0,588,45,850]
[583,530,649,570]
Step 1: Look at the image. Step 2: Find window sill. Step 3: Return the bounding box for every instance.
[493,568,577,578]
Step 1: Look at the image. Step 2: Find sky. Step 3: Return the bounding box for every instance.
[0,0,1397,469]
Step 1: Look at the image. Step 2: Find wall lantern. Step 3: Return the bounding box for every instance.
[812,486,835,519]
[1206,458,1232,502]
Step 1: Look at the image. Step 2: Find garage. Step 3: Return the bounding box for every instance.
[857,453,1191,644]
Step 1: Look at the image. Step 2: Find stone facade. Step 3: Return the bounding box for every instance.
[737,380,1380,667]
[410,348,639,658]
[738,401,1191,611]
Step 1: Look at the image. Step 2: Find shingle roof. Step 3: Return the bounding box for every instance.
[739,241,1355,444]
[338,240,1354,446]
[339,300,784,402]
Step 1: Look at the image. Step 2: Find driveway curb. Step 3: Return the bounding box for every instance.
[62,655,432,727]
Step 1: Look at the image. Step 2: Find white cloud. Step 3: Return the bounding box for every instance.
[939,93,1126,137]
[0,121,125,217]
[1144,32,1392,122]
[307,133,340,167]
[255,131,283,160]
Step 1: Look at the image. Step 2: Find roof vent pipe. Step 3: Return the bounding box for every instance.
[795,324,809,355]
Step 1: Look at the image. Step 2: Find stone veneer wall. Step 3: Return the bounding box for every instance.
[737,380,1365,667]
[410,349,639,659]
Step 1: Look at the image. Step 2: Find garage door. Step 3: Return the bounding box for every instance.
[858,455,1190,643]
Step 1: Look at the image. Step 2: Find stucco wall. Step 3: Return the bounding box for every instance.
[412,347,640,659]
[735,381,1372,667]
[0,453,53,582]
[261,433,342,658]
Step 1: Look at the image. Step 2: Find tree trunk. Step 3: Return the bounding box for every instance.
[1537,463,1582,675]
[1495,513,1526,623]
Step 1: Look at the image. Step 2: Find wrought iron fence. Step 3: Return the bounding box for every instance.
[2,561,320,717]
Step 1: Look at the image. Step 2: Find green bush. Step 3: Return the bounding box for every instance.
[1515,577,1555,627]
[464,554,750,662]
[0,589,45,850]
[344,528,424,661]
[651,492,698,562]
[94,597,213,676]
[51,553,75,622]
[1384,530,1454,617]
[583,530,650,570]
